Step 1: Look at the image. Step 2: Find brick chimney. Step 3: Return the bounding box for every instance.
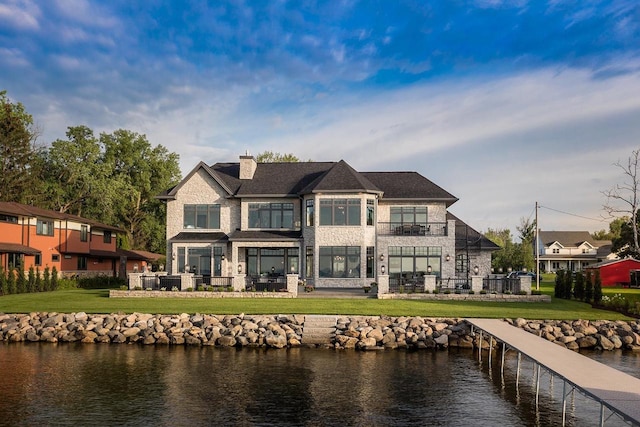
[239,153,257,179]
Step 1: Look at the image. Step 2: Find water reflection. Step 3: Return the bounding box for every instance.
[0,343,637,426]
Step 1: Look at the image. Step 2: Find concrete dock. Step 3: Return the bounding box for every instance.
[467,318,640,426]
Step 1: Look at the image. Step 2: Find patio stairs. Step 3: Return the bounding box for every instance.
[302,315,338,345]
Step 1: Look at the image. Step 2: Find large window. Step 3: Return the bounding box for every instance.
[319,199,361,226]
[246,248,299,275]
[306,246,314,278]
[80,225,88,242]
[456,253,468,275]
[103,231,112,244]
[389,246,441,278]
[36,219,54,236]
[248,203,294,228]
[306,200,314,227]
[184,204,221,229]
[390,206,427,225]
[77,256,88,270]
[319,246,360,278]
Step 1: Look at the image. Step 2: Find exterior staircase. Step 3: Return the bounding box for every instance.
[302,315,338,345]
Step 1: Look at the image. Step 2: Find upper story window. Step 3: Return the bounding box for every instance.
[184,204,221,229]
[249,203,294,228]
[306,200,314,227]
[319,199,361,226]
[103,231,112,244]
[80,225,88,242]
[366,200,375,226]
[0,213,18,224]
[552,248,560,254]
[36,219,54,236]
[390,206,427,225]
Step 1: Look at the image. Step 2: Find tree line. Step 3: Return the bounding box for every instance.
[0,90,181,254]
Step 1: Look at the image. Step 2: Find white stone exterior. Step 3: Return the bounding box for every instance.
[163,160,495,289]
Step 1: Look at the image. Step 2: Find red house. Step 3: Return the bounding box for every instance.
[585,258,640,287]
[0,201,154,278]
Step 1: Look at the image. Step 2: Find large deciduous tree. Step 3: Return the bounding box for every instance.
[256,151,302,163]
[100,129,181,253]
[0,90,40,203]
[603,149,640,257]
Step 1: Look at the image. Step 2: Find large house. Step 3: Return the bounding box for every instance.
[536,230,616,273]
[0,201,151,277]
[159,155,498,288]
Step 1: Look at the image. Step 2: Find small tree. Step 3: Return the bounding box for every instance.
[35,267,42,292]
[584,270,594,303]
[43,266,51,292]
[51,266,58,291]
[0,266,7,295]
[16,261,27,293]
[7,268,16,294]
[28,265,36,293]
[573,271,585,301]
[593,270,603,304]
[563,270,574,299]
[555,270,564,298]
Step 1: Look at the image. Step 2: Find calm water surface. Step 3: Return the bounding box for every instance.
[0,343,638,427]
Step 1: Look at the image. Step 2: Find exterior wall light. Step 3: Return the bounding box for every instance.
[379,254,384,262]
[237,264,242,274]
[445,254,450,262]
[221,254,225,261]
[427,265,432,274]
[381,265,386,274]
[522,267,527,273]
[473,265,479,275]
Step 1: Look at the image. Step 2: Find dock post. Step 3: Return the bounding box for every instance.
[478,330,483,363]
[501,343,506,377]
[516,352,521,386]
[600,403,605,427]
[535,364,541,407]
[562,380,567,426]
[488,335,493,368]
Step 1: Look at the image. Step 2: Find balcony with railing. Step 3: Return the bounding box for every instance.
[377,222,447,237]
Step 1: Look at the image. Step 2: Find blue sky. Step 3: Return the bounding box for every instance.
[2,0,640,238]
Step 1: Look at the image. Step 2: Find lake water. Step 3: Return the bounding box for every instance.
[0,344,638,426]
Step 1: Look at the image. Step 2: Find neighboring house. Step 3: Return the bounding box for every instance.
[159,155,498,288]
[585,258,640,287]
[0,201,144,278]
[536,231,617,273]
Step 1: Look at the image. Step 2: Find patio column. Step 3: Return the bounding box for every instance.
[471,275,483,292]
[424,275,436,292]
[286,274,298,297]
[377,274,389,296]
[128,273,142,290]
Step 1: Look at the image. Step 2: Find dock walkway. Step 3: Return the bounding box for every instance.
[467,318,640,426]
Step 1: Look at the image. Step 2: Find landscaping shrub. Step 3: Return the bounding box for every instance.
[27,266,36,293]
[51,266,58,291]
[35,267,42,292]
[8,269,16,294]
[593,270,603,304]
[16,262,27,294]
[43,266,51,292]
[57,278,79,290]
[78,276,125,289]
[563,269,573,299]
[573,271,585,301]
[0,266,7,295]
[554,270,564,298]
[584,270,593,303]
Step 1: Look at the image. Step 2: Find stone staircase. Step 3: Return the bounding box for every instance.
[302,315,338,345]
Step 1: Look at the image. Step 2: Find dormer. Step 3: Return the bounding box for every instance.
[239,154,257,180]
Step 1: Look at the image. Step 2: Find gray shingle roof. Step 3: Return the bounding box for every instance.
[227,230,302,241]
[539,231,597,247]
[202,159,458,202]
[447,212,500,251]
[170,232,229,242]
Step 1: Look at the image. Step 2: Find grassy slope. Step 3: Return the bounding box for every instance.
[0,284,633,320]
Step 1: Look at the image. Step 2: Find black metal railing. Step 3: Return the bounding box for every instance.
[141,275,161,290]
[245,275,288,292]
[377,222,447,237]
[205,276,234,289]
[158,275,182,290]
[483,277,521,293]
[389,276,425,293]
[438,277,470,292]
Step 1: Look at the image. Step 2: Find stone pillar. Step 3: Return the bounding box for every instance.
[234,274,246,291]
[471,276,483,292]
[377,274,389,296]
[424,275,436,293]
[519,276,531,294]
[286,274,298,297]
[128,273,142,290]
[180,273,194,291]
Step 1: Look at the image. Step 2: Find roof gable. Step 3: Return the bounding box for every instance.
[158,161,233,200]
[363,172,458,205]
[539,231,597,248]
[301,160,382,194]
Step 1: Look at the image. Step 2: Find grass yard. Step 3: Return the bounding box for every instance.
[0,286,635,320]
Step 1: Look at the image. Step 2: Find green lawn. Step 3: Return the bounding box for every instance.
[0,285,634,320]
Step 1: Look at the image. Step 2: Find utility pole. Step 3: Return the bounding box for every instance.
[535,201,540,290]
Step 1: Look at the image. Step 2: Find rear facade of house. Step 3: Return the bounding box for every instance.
[160,156,498,289]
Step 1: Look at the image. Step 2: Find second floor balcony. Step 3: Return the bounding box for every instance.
[377,222,448,237]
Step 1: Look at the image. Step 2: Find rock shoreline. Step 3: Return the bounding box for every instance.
[1,312,639,352]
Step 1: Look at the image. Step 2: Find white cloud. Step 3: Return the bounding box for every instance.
[0,0,40,30]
